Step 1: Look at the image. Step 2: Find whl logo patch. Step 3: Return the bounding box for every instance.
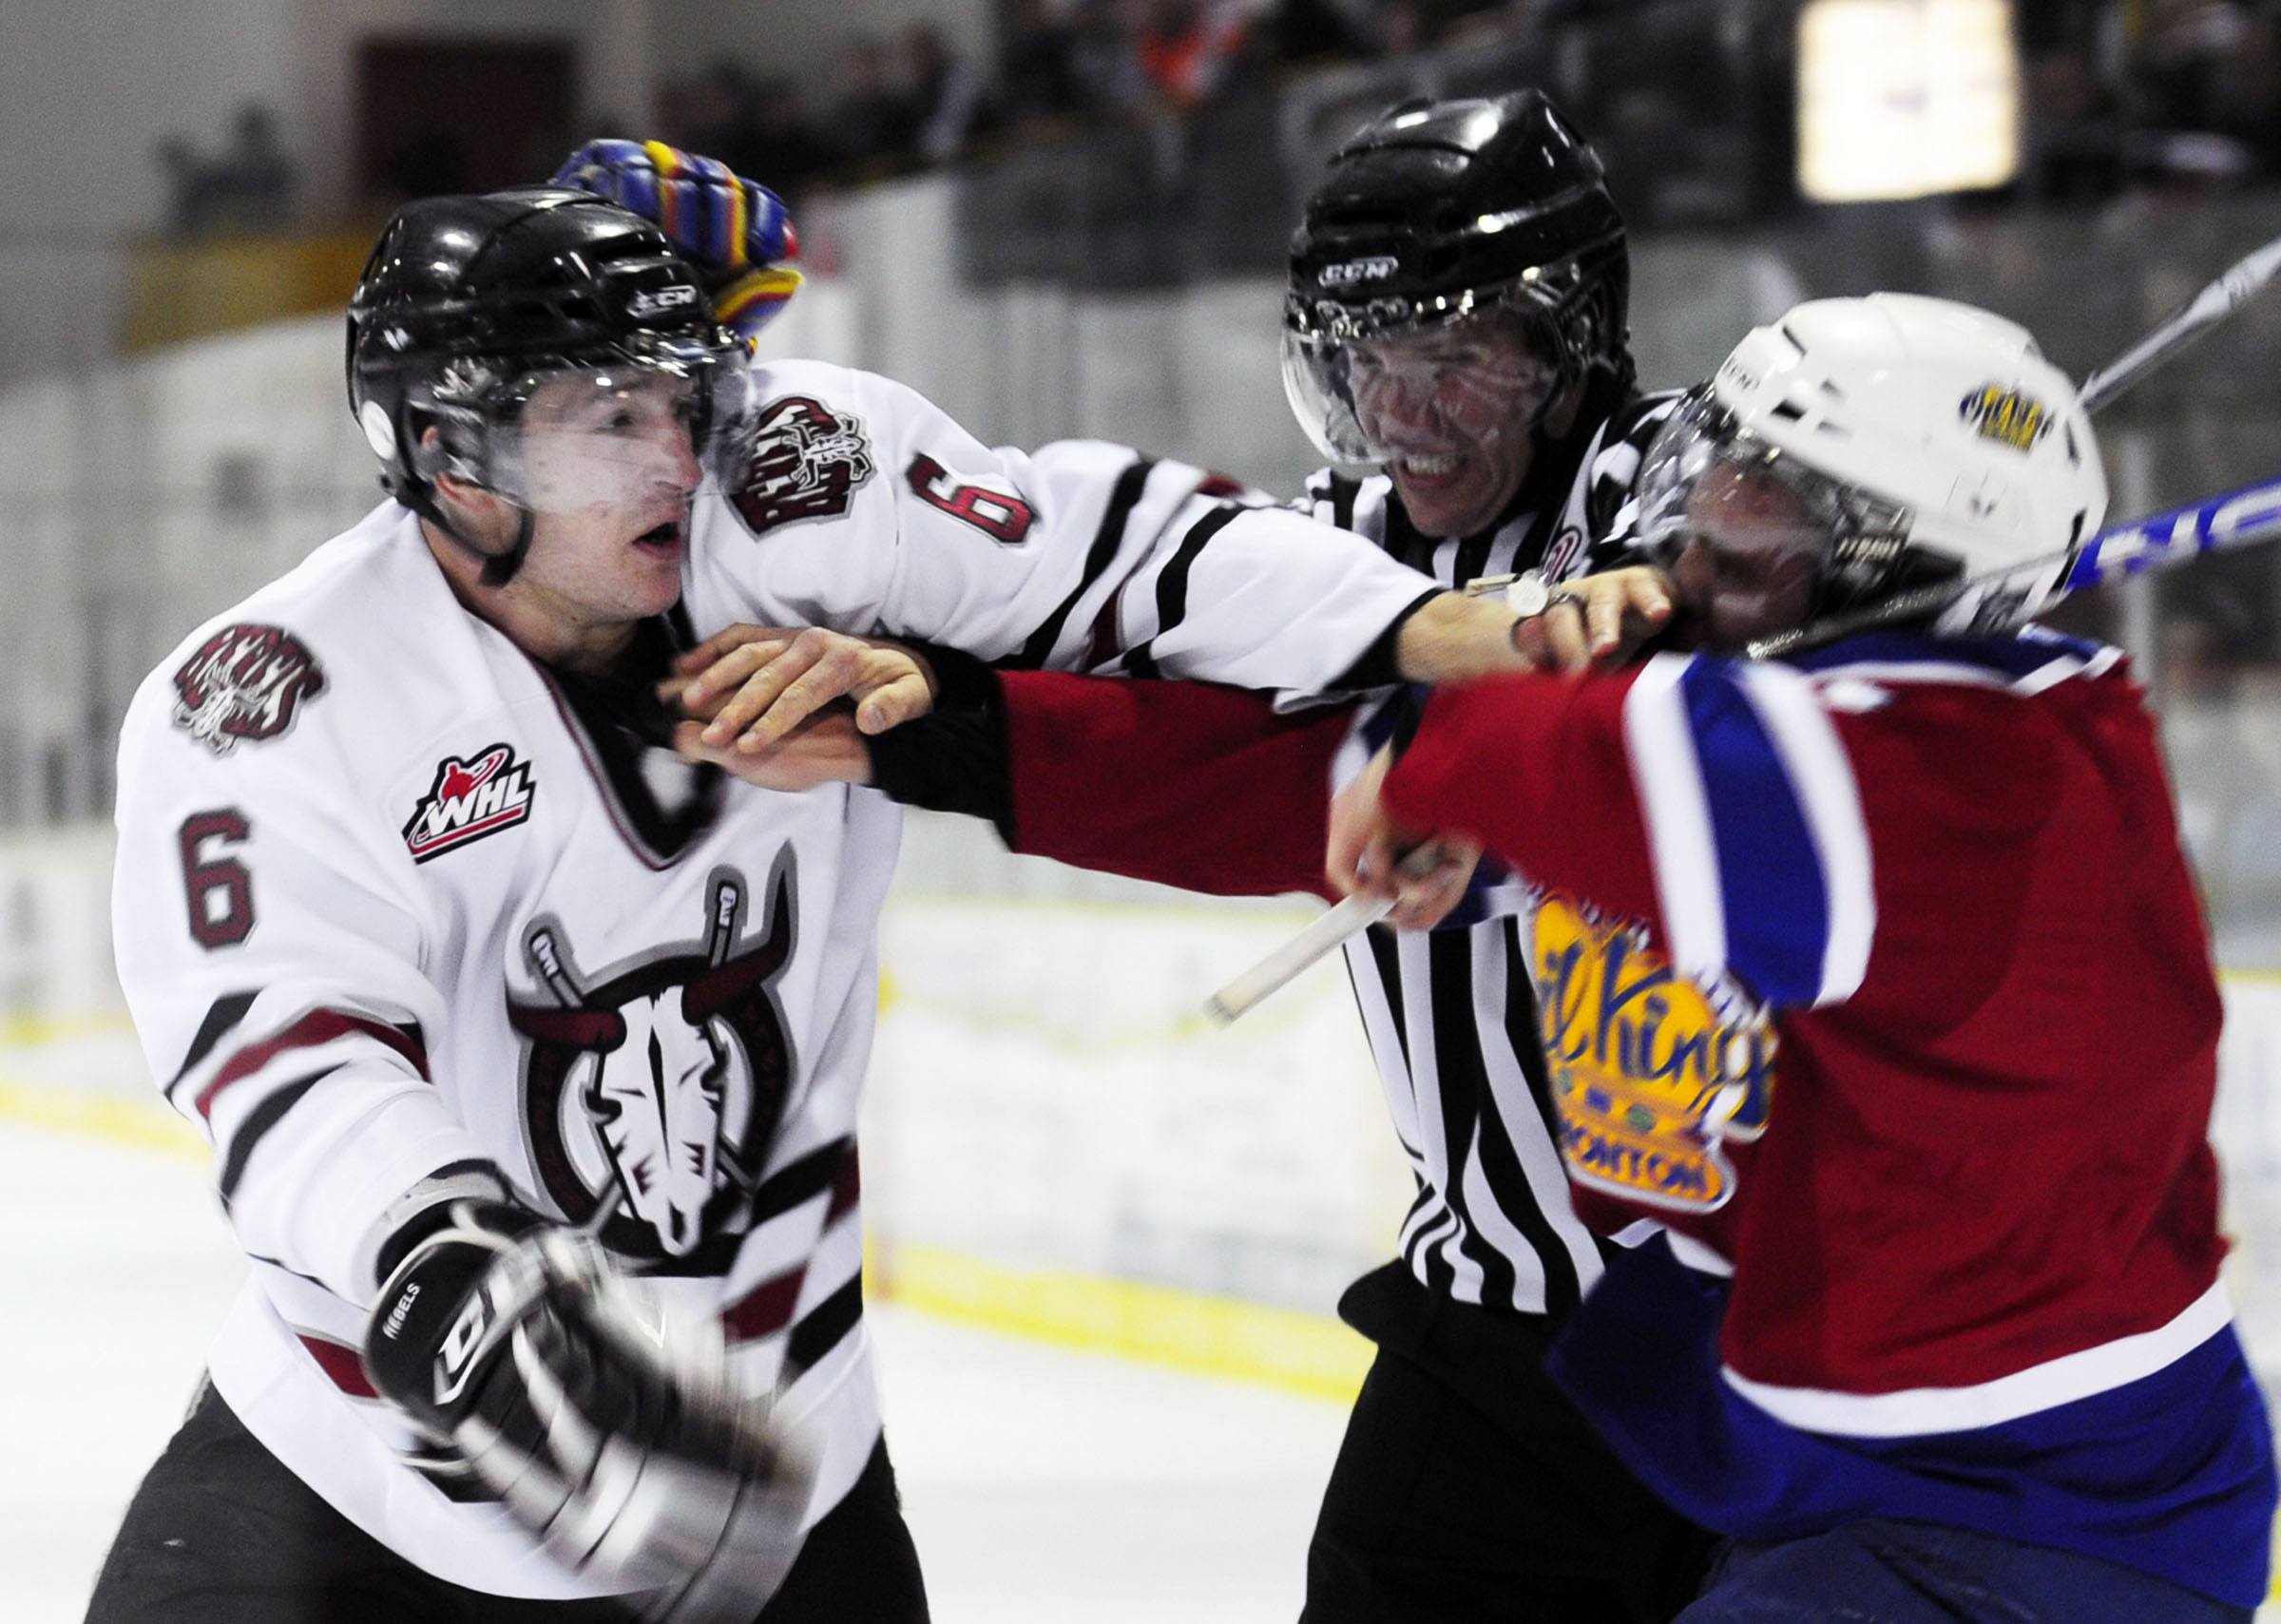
[404,743,536,863]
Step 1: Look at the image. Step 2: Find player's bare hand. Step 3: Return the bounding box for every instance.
[1511,565,1674,672]
[1325,746,1480,931]
[672,710,874,793]
[667,626,935,753]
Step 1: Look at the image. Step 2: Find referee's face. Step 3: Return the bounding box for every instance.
[1347,313,1562,539]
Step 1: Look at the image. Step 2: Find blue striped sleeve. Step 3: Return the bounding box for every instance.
[1622,656,1876,1009]
[1680,659,1831,1005]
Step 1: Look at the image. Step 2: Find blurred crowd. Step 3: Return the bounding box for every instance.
[643,0,2281,219]
[150,1,2281,233]
[2023,0,2281,201]
[653,0,1582,203]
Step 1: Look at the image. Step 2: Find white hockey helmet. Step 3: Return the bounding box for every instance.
[1633,293,2108,643]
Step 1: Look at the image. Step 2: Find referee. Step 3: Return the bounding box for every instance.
[1277,90,1715,1622]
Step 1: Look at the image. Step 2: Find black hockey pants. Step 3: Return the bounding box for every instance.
[83,1381,929,1624]
[1302,1260,1718,1624]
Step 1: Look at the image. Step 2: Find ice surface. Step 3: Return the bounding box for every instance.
[0,1118,1347,1623]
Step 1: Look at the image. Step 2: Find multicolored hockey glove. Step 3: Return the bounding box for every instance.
[364,1197,808,1621]
[553,139,803,346]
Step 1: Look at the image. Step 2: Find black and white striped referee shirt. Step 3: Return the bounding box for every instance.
[1303,390,1680,1317]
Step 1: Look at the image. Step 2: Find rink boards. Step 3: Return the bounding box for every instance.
[11,815,2281,1411]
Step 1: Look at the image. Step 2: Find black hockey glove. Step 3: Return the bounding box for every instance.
[364,1199,806,1621]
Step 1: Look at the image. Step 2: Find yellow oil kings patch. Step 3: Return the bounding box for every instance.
[1959,383,2053,453]
[1532,893,1777,1213]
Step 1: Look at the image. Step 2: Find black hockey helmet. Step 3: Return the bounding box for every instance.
[346,188,753,576]
[1282,90,1633,464]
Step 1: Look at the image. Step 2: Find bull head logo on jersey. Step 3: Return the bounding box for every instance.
[731,394,875,534]
[170,623,326,755]
[509,857,799,1271]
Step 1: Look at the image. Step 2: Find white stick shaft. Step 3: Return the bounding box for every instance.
[1205,891,1394,1024]
[2080,231,2281,414]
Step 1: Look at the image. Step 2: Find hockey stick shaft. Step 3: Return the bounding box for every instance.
[1205,843,1447,1024]
[1204,890,1394,1025]
[1214,471,2281,1022]
[2079,230,2281,414]
[1745,468,2281,660]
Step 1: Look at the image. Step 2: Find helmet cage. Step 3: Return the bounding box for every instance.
[1281,239,1621,466]
[1634,388,1957,625]
[396,331,756,511]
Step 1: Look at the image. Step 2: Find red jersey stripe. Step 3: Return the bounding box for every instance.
[195,1009,429,1119]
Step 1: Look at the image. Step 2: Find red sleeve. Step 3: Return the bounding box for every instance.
[1380,667,1668,927]
[1380,654,2133,1026]
[999,673,1351,901]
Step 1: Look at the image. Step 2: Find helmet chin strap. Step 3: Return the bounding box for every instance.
[412,482,537,587]
[478,507,536,588]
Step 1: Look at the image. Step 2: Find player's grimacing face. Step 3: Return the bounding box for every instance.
[1348,313,1560,538]
[513,371,705,624]
[1667,460,1828,651]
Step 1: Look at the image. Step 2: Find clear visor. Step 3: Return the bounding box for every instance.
[1281,306,1564,466]
[426,340,757,518]
[1633,391,1913,648]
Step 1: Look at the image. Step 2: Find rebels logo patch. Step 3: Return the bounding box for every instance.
[403,743,536,863]
[172,623,325,755]
[732,395,875,535]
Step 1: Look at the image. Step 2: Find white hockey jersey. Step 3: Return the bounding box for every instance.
[111,358,1447,1598]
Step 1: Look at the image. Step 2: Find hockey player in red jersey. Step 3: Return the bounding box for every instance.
[692,294,2280,1618]
[88,181,1551,1622]
[1324,295,2280,1618]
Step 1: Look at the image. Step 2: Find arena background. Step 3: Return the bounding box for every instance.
[7,0,2281,1614]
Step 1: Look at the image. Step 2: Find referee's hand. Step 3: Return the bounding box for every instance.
[1512,564,1674,671]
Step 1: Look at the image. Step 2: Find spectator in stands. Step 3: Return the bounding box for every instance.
[741,80,837,201]
[2134,0,2262,181]
[210,105,297,231]
[900,22,998,163]
[2023,46,2128,201]
[1365,0,1434,57]
[155,104,298,236]
[1000,0,1091,124]
[1259,0,1372,66]
[667,63,834,201]
[668,61,773,183]
[826,37,922,173]
[1069,0,1155,115]
[1131,0,1257,109]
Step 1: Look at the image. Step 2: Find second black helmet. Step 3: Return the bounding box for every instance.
[1282,90,1632,463]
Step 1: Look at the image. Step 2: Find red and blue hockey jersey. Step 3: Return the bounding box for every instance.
[987,628,2277,1606]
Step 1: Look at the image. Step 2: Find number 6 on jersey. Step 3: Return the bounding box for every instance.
[178,809,255,948]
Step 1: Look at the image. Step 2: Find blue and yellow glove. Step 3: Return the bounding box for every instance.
[553,139,803,345]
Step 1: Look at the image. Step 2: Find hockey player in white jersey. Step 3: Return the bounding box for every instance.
[86,184,1537,1623]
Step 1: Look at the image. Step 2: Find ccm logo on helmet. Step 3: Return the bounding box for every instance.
[629,284,700,317]
[1959,384,2053,453]
[1318,256,1401,289]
